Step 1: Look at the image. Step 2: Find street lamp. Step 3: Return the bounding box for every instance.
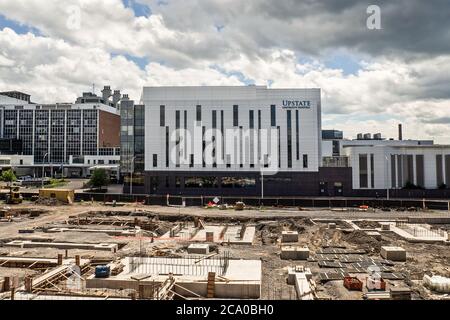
[130,156,136,195]
[42,153,49,189]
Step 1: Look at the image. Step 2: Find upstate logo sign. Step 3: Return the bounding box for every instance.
[282,100,311,108]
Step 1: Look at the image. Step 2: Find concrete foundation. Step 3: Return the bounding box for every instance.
[280,246,310,260]
[46,227,137,236]
[287,266,312,285]
[294,273,314,300]
[164,224,255,245]
[187,244,210,255]
[281,231,299,243]
[380,246,406,262]
[380,223,391,231]
[86,257,261,299]
[5,240,118,253]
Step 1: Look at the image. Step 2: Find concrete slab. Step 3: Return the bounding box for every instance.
[294,273,314,300]
[187,244,210,255]
[46,227,137,236]
[86,256,261,299]
[380,246,406,262]
[281,231,299,243]
[280,246,310,260]
[386,223,448,243]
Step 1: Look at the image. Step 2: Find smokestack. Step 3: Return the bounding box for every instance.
[112,90,121,107]
[101,85,111,102]
[398,124,403,140]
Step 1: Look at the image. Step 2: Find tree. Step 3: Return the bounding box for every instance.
[88,169,110,190]
[1,169,16,186]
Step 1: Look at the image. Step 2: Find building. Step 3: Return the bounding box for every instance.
[123,85,351,196]
[341,138,450,190]
[0,88,121,178]
[120,96,145,191]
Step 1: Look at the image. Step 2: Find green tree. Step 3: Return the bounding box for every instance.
[88,169,110,190]
[1,169,16,186]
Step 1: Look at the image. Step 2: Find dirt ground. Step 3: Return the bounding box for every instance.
[0,202,449,300]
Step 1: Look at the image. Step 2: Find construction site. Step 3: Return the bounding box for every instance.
[0,199,449,301]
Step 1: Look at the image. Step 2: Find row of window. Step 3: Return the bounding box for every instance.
[152,152,308,169]
[156,176,258,189]
[160,104,281,127]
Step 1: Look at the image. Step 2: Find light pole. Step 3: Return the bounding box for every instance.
[42,153,49,189]
[130,156,136,195]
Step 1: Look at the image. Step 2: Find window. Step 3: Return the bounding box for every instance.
[212,110,217,129]
[233,105,239,127]
[359,154,368,188]
[175,110,180,129]
[370,154,374,188]
[258,110,261,129]
[20,159,23,165]
[303,154,308,169]
[416,155,424,188]
[270,105,276,126]
[185,177,218,188]
[221,177,256,188]
[190,154,194,168]
[436,155,443,186]
[196,105,201,122]
[287,110,292,168]
[295,110,299,160]
[160,105,165,127]
[249,110,254,129]
[165,127,169,168]
[153,154,158,167]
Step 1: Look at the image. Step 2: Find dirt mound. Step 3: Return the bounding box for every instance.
[342,230,386,253]
[354,220,380,229]
[34,197,68,206]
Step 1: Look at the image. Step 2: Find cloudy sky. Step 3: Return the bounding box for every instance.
[0,0,449,142]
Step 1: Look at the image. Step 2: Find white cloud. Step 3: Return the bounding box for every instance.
[0,1,450,143]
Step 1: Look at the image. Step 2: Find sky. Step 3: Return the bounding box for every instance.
[0,0,449,142]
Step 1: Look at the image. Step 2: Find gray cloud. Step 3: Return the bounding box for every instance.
[147,0,450,59]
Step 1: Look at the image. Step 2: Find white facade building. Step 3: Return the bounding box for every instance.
[342,144,450,190]
[142,85,322,173]
[138,85,327,195]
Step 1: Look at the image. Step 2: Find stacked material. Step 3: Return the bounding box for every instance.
[423,275,450,293]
